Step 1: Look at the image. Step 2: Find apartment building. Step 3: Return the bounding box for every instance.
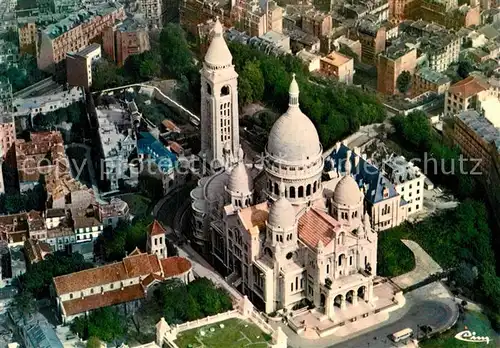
[18,22,37,55]
[0,114,16,162]
[231,0,283,37]
[180,0,231,36]
[95,104,136,191]
[301,10,332,37]
[320,51,354,84]
[343,0,389,24]
[66,43,102,89]
[37,2,126,72]
[334,36,362,60]
[102,17,150,66]
[452,110,500,182]
[0,79,12,109]
[139,0,162,28]
[444,75,489,116]
[413,68,451,97]
[97,197,129,229]
[354,19,386,65]
[389,0,416,22]
[0,40,19,66]
[296,49,321,71]
[411,1,480,30]
[53,245,192,323]
[382,156,425,215]
[377,45,417,95]
[12,86,84,119]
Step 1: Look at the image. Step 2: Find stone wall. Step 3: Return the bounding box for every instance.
[156,296,287,348]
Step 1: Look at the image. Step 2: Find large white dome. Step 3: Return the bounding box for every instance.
[267,75,321,163]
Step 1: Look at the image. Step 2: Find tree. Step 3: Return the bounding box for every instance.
[457,60,474,79]
[238,60,265,106]
[91,60,125,91]
[159,24,194,80]
[86,337,102,348]
[19,252,92,298]
[71,308,127,342]
[13,291,37,317]
[396,70,412,94]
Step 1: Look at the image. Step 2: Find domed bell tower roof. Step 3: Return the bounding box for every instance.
[268,183,296,229]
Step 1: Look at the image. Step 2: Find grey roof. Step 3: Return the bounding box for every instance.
[458,110,500,152]
[20,313,63,348]
[326,144,399,204]
[416,68,451,85]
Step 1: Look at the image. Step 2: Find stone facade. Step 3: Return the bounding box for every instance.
[191,18,400,328]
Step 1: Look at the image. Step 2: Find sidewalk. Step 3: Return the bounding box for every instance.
[392,240,443,289]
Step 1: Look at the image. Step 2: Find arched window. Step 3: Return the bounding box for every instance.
[274,183,279,195]
[298,186,304,197]
[206,83,212,95]
[269,180,273,191]
[313,181,317,192]
[221,85,230,96]
[290,186,296,198]
[306,184,311,196]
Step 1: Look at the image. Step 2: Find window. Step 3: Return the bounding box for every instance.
[416,205,419,210]
[326,264,329,274]
[295,277,298,290]
[110,283,114,289]
[349,256,353,266]
[291,282,293,292]
[70,293,73,299]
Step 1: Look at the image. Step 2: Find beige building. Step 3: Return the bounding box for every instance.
[37,3,126,72]
[382,156,425,215]
[190,19,404,331]
[297,49,321,72]
[19,22,37,55]
[377,46,417,95]
[66,44,102,90]
[231,0,283,37]
[444,75,489,117]
[412,68,451,97]
[320,51,354,84]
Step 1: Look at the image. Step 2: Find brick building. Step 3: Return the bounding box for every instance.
[377,45,417,95]
[102,18,150,67]
[301,10,332,38]
[354,19,386,65]
[37,2,125,73]
[66,44,102,90]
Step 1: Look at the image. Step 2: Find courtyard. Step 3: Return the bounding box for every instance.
[174,318,271,348]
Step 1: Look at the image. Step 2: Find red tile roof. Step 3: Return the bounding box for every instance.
[160,257,192,278]
[298,208,341,249]
[449,76,488,99]
[141,273,163,287]
[62,284,145,316]
[149,220,166,237]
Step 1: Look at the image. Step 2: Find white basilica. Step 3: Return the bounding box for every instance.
[190,18,403,329]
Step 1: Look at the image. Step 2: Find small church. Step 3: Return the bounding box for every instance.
[52,220,192,323]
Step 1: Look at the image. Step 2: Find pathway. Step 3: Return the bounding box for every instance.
[392,240,443,289]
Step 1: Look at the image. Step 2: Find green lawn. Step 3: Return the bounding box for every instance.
[118,193,151,218]
[174,318,272,348]
[420,310,498,348]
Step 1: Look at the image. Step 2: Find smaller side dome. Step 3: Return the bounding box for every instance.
[333,175,363,207]
[228,162,253,193]
[268,196,296,229]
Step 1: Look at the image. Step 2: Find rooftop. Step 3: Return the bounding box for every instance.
[68,43,101,58]
[298,208,341,250]
[458,110,500,152]
[137,132,177,173]
[415,68,450,85]
[19,313,63,348]
[383,156,423,185]
[448,76,488,99]
[321,51,352,66]
[44,2,123,40]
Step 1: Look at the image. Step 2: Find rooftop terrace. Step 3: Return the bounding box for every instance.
[458,110,500,152]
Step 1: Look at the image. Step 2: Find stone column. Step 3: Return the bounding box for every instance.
[352,293,358,306]
[340,295,346,310]
[325,293,333,318]
[367,283,374,303]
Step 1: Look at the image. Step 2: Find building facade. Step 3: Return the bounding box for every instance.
[444,75,489,116]
[139,0,162,28]
[190,19,404,327]
[37,3,126,72]
[66,44,102,90]
[382,156,425,215]
[377,46,417,95]
[320,51,354,84]
[412,68,451,97]
[52,248,193,323]
[102,17,150,66]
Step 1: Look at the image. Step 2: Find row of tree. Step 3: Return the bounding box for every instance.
[228,42,387,148]
[389,111,500,328]
[97,218,178,262]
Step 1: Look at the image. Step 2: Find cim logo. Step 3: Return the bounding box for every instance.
[455,329,490,345]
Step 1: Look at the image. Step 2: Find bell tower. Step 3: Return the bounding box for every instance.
[200,17,239,171]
